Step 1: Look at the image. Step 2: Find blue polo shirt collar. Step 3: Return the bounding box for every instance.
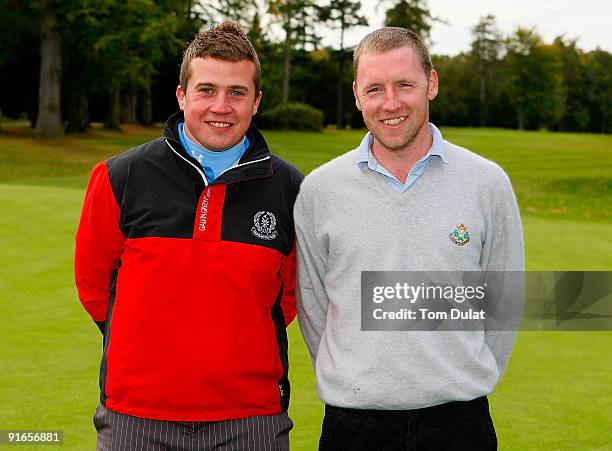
[356,123,447,192]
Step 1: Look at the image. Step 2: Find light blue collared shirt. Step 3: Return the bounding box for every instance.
[356,123,447,192]
[178,122,249,182]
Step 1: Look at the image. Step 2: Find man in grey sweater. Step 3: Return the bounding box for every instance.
[294,27,523,450]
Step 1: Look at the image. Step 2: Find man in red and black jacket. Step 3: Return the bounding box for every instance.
[75,21,303,450]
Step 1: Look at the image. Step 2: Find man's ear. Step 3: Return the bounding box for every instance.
[252,91,263,116]
[176,85,185,110]
[352,81,362,111]
[427,70,439,101]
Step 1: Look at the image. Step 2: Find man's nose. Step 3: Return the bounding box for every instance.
[382,90,400,112]
[211,93,231,113]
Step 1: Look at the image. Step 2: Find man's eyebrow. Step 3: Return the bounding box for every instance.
[194,82,215,89]
[361,82,381,91]
[193,82,249,91]
[361,79,419,91]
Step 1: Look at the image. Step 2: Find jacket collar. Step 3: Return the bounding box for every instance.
[163,111,273,186]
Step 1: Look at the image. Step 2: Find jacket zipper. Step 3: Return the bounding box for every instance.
[165,139,209,186]
[165,139,271,185]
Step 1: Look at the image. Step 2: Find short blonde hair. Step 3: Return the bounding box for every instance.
[180,21,261,92]
[353,27,433,79]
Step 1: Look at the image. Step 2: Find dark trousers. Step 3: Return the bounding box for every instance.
[94,404,292,451]
[319,396,497,451]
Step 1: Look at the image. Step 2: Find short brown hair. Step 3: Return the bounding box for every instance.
[179,21,261,92]
[353,27,433,79]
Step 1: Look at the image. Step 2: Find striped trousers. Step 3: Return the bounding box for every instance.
[94,404,292,451]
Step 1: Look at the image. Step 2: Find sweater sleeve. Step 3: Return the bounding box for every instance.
[481,169,525,377]
[74,162,126,332]
[294,186,330,365]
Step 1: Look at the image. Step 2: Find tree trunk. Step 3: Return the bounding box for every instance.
[479,70,486,127]
[336,55,344,129]
[517,109,524,130]
[65,84,89,133]
[282,13,292,103]
[28,109,37,128]
[336,26,346,129]
[34,0,63,138]
[140,74,153,126]
[105,82,121,130]
[121,87,138,124]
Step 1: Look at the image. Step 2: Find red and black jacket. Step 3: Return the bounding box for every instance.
[75,112,303,421]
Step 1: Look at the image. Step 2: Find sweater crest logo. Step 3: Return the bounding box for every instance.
[251,211,278,240]
[449,223,470,246]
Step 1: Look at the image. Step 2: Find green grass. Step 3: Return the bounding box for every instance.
[0,123,610,450]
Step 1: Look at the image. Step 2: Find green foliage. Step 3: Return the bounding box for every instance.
[267,0,324,103]
[471,14,502,63]
[430,22,612,133]
[318,0,368,127]
[583,49,612,133]
[268,0,322,51]
[319,0,368,38]
[200,0,259,30]
[248,11,267,53]
[470,14,503,126]
[257,102,324,131]
[430,54,478,126]
[553,38,590,131]
[380,0,444,42]
[60,0,186,93]
[0,0,38,65]
[0,0,39,121]
[505,28,564,130]
[3,0,612,134]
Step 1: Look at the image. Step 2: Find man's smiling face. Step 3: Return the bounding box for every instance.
[176,57,262,151]
[353,46,438,155]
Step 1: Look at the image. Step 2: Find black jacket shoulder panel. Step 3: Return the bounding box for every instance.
[105,137,202,238]
[270,154,304,189]
[105,138,167,207]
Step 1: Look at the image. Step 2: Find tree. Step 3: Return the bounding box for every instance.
[73,0,186,129]
[319,0,368,128]
[248,11,267,53]
[470,14,502,126]
[430,54,478,126]
[552,36,590,131]
[0,0,39,129]
[505,28,563,130]
[269,0,295,103]
[379,0,443,43]
[35,0,63,138]
[268,0,322,103]
[584,49,612,133]
[196,0,258,29]
[293,1,323,51]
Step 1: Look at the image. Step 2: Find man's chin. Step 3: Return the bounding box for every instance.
[376,137,415,153]
[205,138,242,152]
[371,127,422,153]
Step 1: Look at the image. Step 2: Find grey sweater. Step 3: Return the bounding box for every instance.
[294,136,524,409]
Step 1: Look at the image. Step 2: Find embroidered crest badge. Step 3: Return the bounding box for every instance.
[449,223,470,246]
[251,211,278,240]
